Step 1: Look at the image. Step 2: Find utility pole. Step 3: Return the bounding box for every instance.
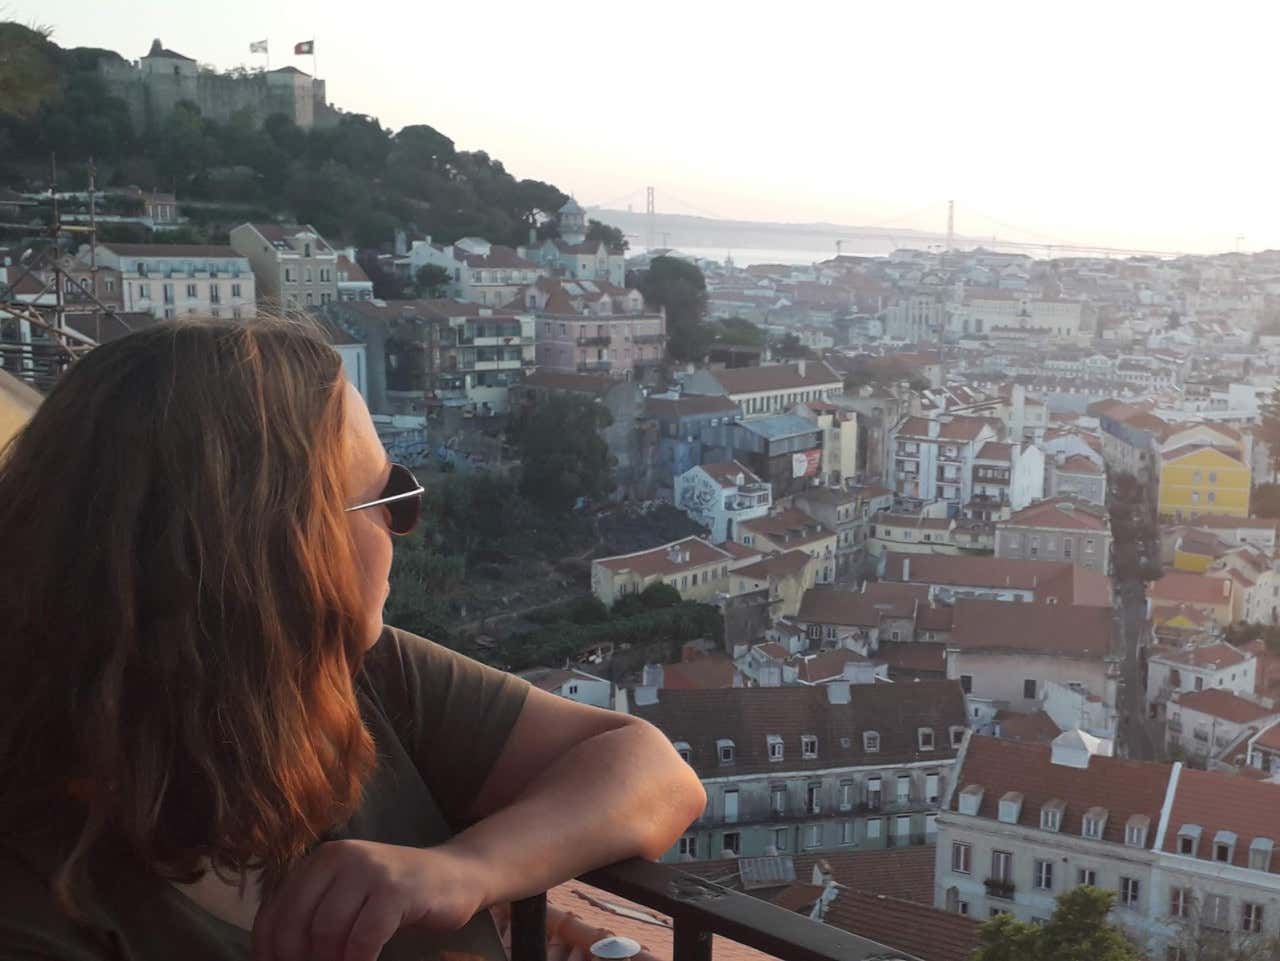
[946,199,955,251]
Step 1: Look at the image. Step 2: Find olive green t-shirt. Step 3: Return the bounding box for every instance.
[0,627,531,960]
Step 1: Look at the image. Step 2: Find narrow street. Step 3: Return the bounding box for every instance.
[1115,577,1158,759]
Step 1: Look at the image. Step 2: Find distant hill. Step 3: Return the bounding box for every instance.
[0,22,605,251]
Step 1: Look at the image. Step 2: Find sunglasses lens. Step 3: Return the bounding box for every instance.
[384,464,422,536]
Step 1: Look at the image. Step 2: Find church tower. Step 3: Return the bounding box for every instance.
[559,197,587,245]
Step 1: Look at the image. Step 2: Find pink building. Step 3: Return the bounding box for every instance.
[524,278,666,378]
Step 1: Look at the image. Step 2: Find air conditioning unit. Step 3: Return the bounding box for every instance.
[838,802,852,812]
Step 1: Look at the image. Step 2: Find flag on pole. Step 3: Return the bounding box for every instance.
[294,40,314,55]
[249,39,268,54]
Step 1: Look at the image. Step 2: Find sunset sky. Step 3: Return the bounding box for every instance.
[14,0,1280,254]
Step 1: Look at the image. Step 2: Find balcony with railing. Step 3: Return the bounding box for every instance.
[631,333,666,345]
[509,859,915,961]
[984,876,1016,900]
[578,360,613,372]
[577,334,613,347]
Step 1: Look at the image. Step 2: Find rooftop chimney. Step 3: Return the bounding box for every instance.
[1050,728,1113,769]
[902,557,911,582]
[827,682,852,704]
[797,359,807,377]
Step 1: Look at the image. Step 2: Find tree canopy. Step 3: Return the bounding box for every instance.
[508,394,615,512]
[0,25,620,252]
[635,256,710,362]
[971,888,1143,961]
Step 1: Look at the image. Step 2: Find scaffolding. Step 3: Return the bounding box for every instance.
[0,157,127,391]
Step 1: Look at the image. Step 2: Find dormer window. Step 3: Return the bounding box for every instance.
[957,784,984,816]
[674,740,692,764]
[918,728,936,751]
[767,734,784,762]
[949,726,966,748]
[801,735,818,759]
[1082,807,1108,840]
[1249,837,1274,871]
[1178,825,1202,856]
[1214,830,1237,863]
[1125,814,1150,849]
[1040,799,1065,832]
[998,791,1023,824]
[717,738,735,765]
[863,731,880,753]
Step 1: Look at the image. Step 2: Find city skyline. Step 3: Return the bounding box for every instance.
[12,0,1280,255]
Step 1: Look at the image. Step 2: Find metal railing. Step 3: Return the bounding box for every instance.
[984,876,1016,900]
[577,335,612,346]
[510,858,922,961]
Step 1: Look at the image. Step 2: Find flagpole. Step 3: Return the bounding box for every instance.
[312,36,318,79]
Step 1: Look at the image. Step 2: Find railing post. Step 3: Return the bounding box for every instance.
[511,892,548,961]
[673,917,713,961]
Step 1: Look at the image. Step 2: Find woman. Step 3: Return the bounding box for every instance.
[0,318,705,961]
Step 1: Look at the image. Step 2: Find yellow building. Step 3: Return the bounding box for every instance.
[591,537,738,607]
[1157,444,1250,521]
[0,370,41,449]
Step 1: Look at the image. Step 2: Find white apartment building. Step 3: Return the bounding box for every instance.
[938,732,1280,958]
[1146,642,1258,714]
[673,460,772,543]
[1165,689,1278,765]
[91,243,256,321]
[229,223,338,308]
[888,415,1001,509]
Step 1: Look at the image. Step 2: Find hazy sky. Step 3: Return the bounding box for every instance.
[13,0,1280,254]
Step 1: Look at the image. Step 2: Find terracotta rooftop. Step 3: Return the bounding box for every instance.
[698,461,763,489]
[1151,571,1233,607]
[1185,514,1279,533]
[1003,496,1109,532]
[1151,603,1217,628]
[596,537,733,578]
[1160,443,1245,465]
[993,710,1062,744]
[949,598,1116,658]
[883,552,1111,606]
[100,243,243,258]
[739,509,831,548]
[522,370,615,395]
[788,649,869,684]
[658,653,743,691]
[644,394,739,419]
[822,891,980,961]
[1150,641,1250,671]
[975,441,1013,461]
[335,254,369,283]
[1056,454,1104,475]
[951,735,1172,847]
[1160,767,1280,874]
[876,513,953,532]
[877,640,948,675]
[708,361,843,396]
[1173,689,1275,726]
[631,681,966,779]
[796,583,930,628]
[733,550,812,581]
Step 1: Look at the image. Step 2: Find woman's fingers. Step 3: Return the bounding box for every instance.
[342,895,406,961]
[253,858,338,961]
[310,885,373,961]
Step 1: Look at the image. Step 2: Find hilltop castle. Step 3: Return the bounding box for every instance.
[98,39,341,131]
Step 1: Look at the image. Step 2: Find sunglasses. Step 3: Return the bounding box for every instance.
[344,463,424,536]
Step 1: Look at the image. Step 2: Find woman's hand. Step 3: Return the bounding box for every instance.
[251,839,489,961]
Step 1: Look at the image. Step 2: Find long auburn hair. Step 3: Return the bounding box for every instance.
[0,317,376,913]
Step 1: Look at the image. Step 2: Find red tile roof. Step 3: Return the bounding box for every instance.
[788,649,868,683]
[709,361,843,395]
[949,599,1116,658]
[822,891,980,961]
[659,653,742,691]
[877,640,948,675]
[1003,496,1109,532]
[952,735,1172,847]
[1151,572,1233,607]
[884,552,1111,606]
[1160,767,1280,873]
[335,254,369,283]
[632,682,967,778]
[718,540,761,562]
[1161,443,1245,465]
[733,550,812,580]
[100,243,242,258]
[797,583,930,628]
[976,441,1014,461]
[1173,689,1275,725]
[644,394,739,418]
[1150,642,1249,671]
[739,509,832,548]
[522,370,615,395]
[1056,454,1104,475]
[993,710,1062,744]
[698,461,763,488]
[596,537,733,577]
[1186,515,1279,533]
